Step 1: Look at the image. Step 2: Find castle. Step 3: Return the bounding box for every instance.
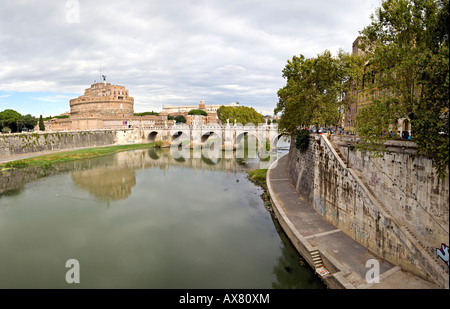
[42,80,236,131]
[42,81,169,131]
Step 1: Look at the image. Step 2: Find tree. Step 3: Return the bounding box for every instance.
[22,114,38,131]
[134,111,159,116]
[174,115,186,123]
[188,109,208,116]
[217,105,265,126]
[0,109,23,132]
[1,127,11,134]
[39,115,45,131]
[356,0,449,178]
[275,50,364,135]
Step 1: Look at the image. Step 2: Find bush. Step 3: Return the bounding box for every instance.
[1,127,11,134]
[295,129,310,153]
[154,140,163,148]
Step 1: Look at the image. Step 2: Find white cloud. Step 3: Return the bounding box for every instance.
[0,0,382,115]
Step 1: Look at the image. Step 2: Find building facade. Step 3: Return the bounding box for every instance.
[344,38,411,137]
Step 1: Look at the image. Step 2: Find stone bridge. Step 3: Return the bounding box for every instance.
[136,123,284,149]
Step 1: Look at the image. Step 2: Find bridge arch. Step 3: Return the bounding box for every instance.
[270,133,288,150]
[235,131,262,147]
[171,131,190,142]
[148,131,159,142]
[201,131,222,143]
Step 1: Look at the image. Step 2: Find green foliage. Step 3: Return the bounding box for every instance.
[1,127,11,134]
[0,109,23,132]
[39,115,45,131]
[217,105,265,125]
[295,129,310,153]
[249,169,268,186]
[174,115,187,123]
[134,111,159,116]
[275,50,364,135]
[22,114,37,131]
[356,0,449,178]
[42,115,69,121]
[188,109,207,116]
[154,140,163,148]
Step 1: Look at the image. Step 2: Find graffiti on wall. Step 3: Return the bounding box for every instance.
[436,243,449,267]
[314,196,326,216]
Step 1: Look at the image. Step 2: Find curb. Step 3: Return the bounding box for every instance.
[267,153,355,289]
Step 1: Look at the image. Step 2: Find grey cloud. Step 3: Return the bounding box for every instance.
[0,0,381,115]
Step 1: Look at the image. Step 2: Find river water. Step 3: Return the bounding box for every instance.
[0,137,325,289]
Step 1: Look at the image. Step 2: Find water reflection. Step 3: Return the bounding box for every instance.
[71,147,276,202]
[0,139,327,289]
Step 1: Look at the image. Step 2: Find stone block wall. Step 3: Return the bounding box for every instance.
[288,134,449,287]
[0,130,117,157]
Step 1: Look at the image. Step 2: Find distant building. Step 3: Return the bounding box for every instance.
[41,80,171,131]
[161,100,239,115]
[160,100,240,125]
[344,37,410,136]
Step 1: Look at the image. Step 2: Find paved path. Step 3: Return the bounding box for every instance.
[267,153,439,289]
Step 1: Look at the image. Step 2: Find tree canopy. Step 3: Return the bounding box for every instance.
[275,50,363,135]
[0,109,38,132]
[356,0,449,178]
[134,111,159,116]
[188,109,207,116]
[0,109,24,132]
[217,105,265,126]
[174,115,187,123]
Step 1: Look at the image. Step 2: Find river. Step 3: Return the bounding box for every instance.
[0,137,325,289]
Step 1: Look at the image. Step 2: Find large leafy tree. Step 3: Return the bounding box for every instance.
[275,50,363,135]
[356,0,449,178]
[0,109,23,132]
[217,105,265,126]
[21,114,38,131]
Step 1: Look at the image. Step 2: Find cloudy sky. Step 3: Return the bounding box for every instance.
[0,0,381,117]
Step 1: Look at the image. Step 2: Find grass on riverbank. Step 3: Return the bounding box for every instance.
[248,168,272,212]
[0,143,155,170]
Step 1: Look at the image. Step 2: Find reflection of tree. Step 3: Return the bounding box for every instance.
[270,218,326,289]
[201,154,221,165]
[173,156,186,162]
[72,167,136,202]
[148,148,161,160]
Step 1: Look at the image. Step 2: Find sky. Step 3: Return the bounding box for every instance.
[0,0,381,117]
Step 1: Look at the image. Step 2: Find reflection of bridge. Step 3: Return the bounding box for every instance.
[70,147,277,202]
[131,124,283,149]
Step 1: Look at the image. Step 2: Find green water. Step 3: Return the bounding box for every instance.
[0,145,325,289]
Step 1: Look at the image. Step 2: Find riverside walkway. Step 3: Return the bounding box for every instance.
[267,153,439,289]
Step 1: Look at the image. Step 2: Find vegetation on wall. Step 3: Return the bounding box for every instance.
[295,129,310,153]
